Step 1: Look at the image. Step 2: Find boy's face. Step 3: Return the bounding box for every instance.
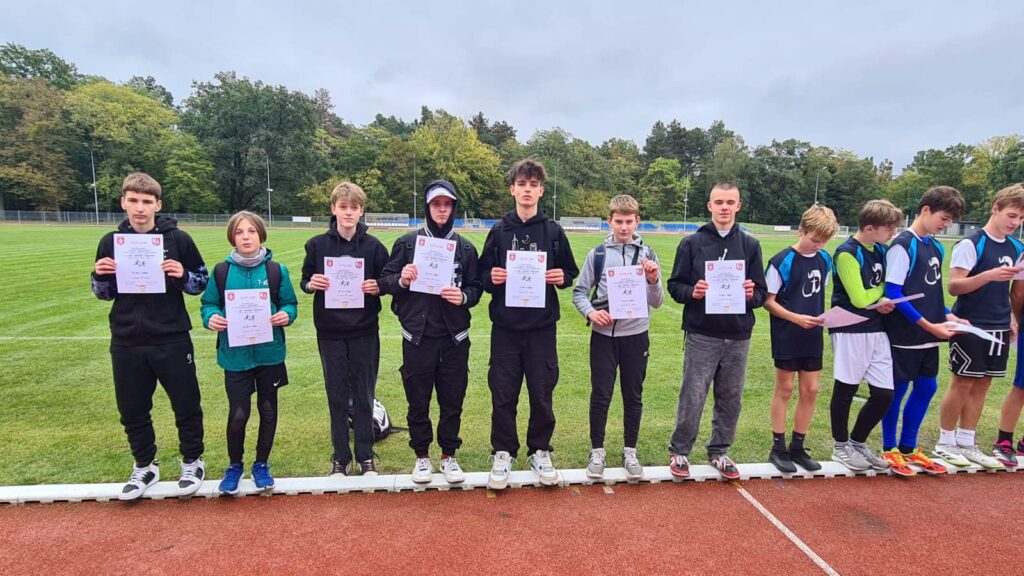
[509,176,544,209]
[918,207,954,236]
[796,229,830,253]
[862,224,896,244]
[331,199,364,231]
[608,211,639,244]
[232,217,263,257]
[120,190,161,231]
[428,196,454,226]
[707,188,741,228]
[990,204,1024,237]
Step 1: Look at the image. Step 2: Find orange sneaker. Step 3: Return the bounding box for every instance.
[883,449,916,477]
[903,448,948,475]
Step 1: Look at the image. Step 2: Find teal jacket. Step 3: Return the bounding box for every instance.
[201,250,298,372]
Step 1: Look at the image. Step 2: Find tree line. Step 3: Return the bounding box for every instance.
[2,43,1022,225]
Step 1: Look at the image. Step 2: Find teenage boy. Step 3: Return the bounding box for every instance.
[666,182,767,480]
[301,182,389,477]
[379,180,482,484]
[92,173,208,500]
[828,200,900,472]
[934,184,1024,469]
[480,158,579,489]
[880,186,965,476]
[572,195,663,481]
[763,204,837,473]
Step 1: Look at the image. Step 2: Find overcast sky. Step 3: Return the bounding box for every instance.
[4,1,1022,170]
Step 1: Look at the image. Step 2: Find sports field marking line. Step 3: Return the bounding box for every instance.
[733,482,839,576]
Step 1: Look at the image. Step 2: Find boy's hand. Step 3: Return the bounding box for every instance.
[875,301,896,314]
[270,311,290,327]
[794,314,824,329]
[308,274,330,291]
[362,279,379,296]
[986,266,1021,282]
[588,310,613,327]
[946,313,969,325]
[692,279,709,300]
[491,267,507,286]
[208,314,227,332]
[440,286,463,305]
[743,279,755,300]
[94,257,116,275]
[161,259,185,279]
[545,268,565,286]
[400,264,418,287]
[640,259,659,284]
[924,321,955,340]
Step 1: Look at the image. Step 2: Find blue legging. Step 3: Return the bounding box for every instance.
[882,377,938,450]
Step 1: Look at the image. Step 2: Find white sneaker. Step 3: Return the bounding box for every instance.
[411,457,434,484]
[440,456,465,484]
[178,458,205,495]
[488,451,514,490]
[622,447,644,480]
[586,448,606,479]
[958,444,1004,469]
[933,443,971,467]
[529,450,559,486]
[119,461,160,501]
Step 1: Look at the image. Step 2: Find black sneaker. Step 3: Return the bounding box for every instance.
[359,459,378,476]
[329,460,349,478]
[789,448,822,471]
[709,454,740,480]
[769,450,797,474]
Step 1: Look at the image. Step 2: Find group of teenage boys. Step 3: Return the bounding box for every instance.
[92,162,1024,500]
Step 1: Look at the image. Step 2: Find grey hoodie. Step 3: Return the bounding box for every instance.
[572,233,664,337]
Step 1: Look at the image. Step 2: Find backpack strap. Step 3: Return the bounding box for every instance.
[548,220,561,263]
[590,245,606,303]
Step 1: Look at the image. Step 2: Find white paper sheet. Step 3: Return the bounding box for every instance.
[607,265,649,320]
[113,233,166,294]
[225,288,273,347]
[410,236,457,295]
[505,250,546,308]
[705,259,745,314]
[323,257,364,309]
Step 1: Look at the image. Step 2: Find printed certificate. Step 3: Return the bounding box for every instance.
[705,259,745,314]
[324,256,364,309]
[505,250,546,308]
[607,265,649,319]
[410,236,457,295]
[113,233,166,294]
[225,288,273,347]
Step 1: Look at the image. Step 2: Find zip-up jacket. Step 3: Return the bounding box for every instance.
[91,215,208,346]
[300,219,389,339]
[666,222,767,339]
[572,233,664,337]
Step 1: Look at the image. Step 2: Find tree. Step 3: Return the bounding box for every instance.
[640,158,685,219]
[0,43,79,90]
[563,187,610,217]
[125,75,174,107]
[469,112,517,149]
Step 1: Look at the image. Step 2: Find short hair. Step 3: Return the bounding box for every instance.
[858,199,902,230]
[506,158,547,185]
[226,211,267,246]
[122,172,161,199]
[993,183,1024,212]
[919,186,965,219]
[330,182,366,209]
[799,204,838,239]
[608,195,640,219]
[712,181,738,192]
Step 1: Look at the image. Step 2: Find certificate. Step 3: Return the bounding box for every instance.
[113,233,166,294]
[323,257,364,309]
[947,322,1002,344]
[705,259,745,314]
[505,250,546,308]
[866,293,923,310]
[607,265,649,319]
[225,289,273,348]
[410,236,457,295]
[817,307,869,329]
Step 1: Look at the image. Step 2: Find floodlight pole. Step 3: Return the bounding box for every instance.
[264,150,273,227]
[89,146,98,224]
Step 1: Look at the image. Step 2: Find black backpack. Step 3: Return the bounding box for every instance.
[213,260,283,347]
[348,397,404,442]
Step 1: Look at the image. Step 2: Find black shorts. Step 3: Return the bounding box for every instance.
[774,356,823,372]
[949,330,1010,378]
[224,363,289,398]
[891,346,940,382]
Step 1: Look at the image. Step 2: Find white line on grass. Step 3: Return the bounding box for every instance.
[734,484,840,576]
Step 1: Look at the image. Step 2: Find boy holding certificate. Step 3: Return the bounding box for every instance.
[201,211,298,494]
[301,182,389,477]
[479,159,578,489]
[572,195,663,480]
[379,180,482,484]
[91,173,209,500]
[666,182,766,480]
[763,204,836,474]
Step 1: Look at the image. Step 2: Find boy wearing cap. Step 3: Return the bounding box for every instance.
[380,180,482,484]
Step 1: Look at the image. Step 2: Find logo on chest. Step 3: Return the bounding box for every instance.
[801,269,822,297]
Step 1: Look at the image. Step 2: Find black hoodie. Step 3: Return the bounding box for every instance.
[379,180,483,344]
[300,219,389,339]
[666,222,767,339]
[479,210,579,331]
[91,215,209,345]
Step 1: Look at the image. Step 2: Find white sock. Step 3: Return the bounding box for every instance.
[939,428,957,446]
[956,428,976,447]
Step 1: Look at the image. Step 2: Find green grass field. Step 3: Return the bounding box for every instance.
[0,223,1015,485]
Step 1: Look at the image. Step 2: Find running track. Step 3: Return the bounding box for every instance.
[2,472,1021,575]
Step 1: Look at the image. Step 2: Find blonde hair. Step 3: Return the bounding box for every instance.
[799,204,838,239]
[993,184,1024,211]
[122,172,161,199]
[608,195,640,219]
[330,182,366,209]
[226,211,267,246]
[858,199,902,230]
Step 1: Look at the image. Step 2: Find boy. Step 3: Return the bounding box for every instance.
[480,158,578,489]
[934,184,1024,468]
[881,186,965,476]
[763,204,837,473]
[666,182,767,480]
[301,182,389,477]
[572,195,663,480]
[92,173,208,500]
[379,180,482,484]
[828,200,900,472]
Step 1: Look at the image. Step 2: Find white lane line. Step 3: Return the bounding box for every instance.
[734,484,840,576]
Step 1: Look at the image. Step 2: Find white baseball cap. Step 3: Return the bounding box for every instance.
[426,186,457,204]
